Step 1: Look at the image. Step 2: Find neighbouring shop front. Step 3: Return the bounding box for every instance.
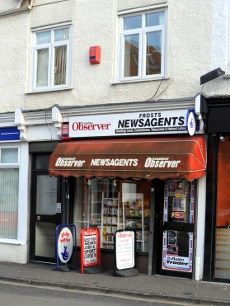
[0,125,29,264]
[46,108,207,278]
[204,97,230,283]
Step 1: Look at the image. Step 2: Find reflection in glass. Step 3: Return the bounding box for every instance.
[146,31,161,75]
[37,31,51,44]
[124,15,142,30]
[146,12,165,26]
[54,28,69,41]
[54,46,67,85]
[124,34,139,77]
[36,48,49,87]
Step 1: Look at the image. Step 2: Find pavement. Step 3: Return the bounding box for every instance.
[0,261,229,305]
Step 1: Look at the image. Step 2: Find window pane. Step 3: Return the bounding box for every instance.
[146,31,161,75]
[215,138,230,280]
[124,15,142,30]
[0,169,19,239]
[37,31,51,44]
[36,175,57,215]
[89,178,120,250]
[146,12,165,26]
[36,48,49,87]
[124,34,139,77]
[35,155,50,169]
[54,46,67,85]
[54,28,69,41]
[1,148,18,163]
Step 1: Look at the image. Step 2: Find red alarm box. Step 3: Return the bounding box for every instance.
[89,45,101,64]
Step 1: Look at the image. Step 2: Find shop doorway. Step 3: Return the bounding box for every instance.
[155,179,195,277]
[30,154,61,263]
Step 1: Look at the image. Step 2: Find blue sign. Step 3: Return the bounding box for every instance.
[0,127,20,141]
[186,110,197,136]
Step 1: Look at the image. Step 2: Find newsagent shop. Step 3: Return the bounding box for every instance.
[30,101,207,279]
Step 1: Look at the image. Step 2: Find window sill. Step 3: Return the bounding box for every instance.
[0,238,23,245]
[26,87,73,94]
[112,77,169,85]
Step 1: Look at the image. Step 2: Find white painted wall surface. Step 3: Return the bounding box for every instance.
[0,0,228,114]
[0,0,18,12]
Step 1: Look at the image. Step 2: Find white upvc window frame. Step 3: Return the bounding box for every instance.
[118,9,167,82]
[32,24,72,92]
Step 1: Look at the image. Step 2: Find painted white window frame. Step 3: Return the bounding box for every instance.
[118,9,167,82]
[32,24,72,92]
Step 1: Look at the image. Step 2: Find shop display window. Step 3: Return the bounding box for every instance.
[215,137,230,280]
[87,178,151,252]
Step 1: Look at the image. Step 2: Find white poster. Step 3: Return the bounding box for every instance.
[115,230,135,270]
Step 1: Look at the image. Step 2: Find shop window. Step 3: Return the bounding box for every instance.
[32,25,72,91]
[86,178,151,252]
[0,148,19,239]
[118,9,166,82]
[215,137,230,280]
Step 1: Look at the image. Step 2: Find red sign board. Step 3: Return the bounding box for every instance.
[80,227,101,274]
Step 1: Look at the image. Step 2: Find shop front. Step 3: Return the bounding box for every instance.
[49,133,206,277]
[204,98,230,282]
[0,125,29,264]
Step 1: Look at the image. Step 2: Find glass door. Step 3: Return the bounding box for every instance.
[162,179,195,274]
[30,154,60,262]
[34,174,58,260]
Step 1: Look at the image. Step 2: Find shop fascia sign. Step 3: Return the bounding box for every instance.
[68,110,195,138]
[0,127,20,141]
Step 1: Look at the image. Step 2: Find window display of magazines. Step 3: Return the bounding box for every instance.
[122,193,149,252]
[101,193,121,249]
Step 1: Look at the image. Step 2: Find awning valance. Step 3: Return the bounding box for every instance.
[49,136,206,182]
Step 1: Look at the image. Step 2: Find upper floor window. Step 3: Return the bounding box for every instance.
[32,25,72,91]
[118,10,166,82]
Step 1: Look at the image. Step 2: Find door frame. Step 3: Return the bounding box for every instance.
[153,179,195,278]
[30,152,61,263]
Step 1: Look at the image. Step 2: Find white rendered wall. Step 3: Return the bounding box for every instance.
[0,0,18,12]
[1,0,226,113]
